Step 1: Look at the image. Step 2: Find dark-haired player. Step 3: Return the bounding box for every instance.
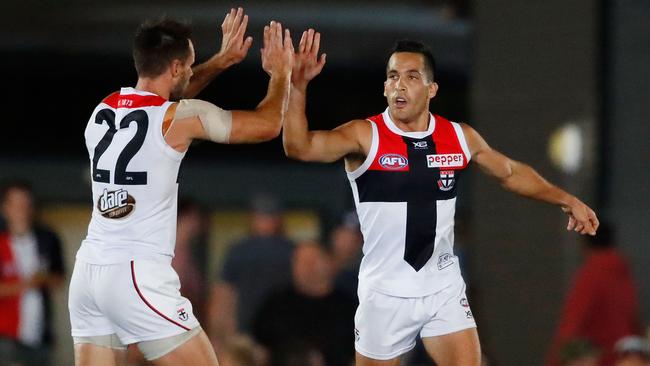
[283,31,599,366]
[68,8,293,366]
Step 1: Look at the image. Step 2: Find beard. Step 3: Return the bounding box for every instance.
[169,74,191,101]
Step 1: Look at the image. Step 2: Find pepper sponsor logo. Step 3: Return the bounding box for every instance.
[426,153,464,168]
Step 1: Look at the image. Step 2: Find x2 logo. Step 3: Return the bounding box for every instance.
[412,141,428,149]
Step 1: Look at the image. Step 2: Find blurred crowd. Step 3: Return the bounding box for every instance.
[0,181,648,366]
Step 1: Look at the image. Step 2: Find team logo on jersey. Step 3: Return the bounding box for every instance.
[177,308,189,321]
[379,154,408,170]
[412,141,428,149]
[437,170,456,191]
[97,188,136,219]
[427,153,464,168]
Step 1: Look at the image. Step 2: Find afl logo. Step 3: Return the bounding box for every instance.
[379,154,408,170]
[97,188,136,219]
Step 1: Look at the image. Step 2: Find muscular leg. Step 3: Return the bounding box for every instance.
[150,329,219,366]
[356,352,401,366]
[74,343,127,366]
[422,328,481,366]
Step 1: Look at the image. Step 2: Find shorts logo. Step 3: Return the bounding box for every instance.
[427,153,464,168]
[437,170,455,192]
[437,253,454,270]
[412,141,428,149]
[460,298,469,308]
[97,188,135,219]
[177,308,189,322]
[379,154,408,170]
[354,328,360,342]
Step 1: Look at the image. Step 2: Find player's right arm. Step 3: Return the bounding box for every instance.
[164,21,293,151]
[283,29,368,162]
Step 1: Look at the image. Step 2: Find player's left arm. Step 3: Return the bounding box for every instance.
[182,7,253,99]
[462,123,599,235]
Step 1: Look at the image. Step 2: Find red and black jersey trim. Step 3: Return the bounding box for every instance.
[354,113,466,271]
[130,261,190,331]
[102,91,167,109]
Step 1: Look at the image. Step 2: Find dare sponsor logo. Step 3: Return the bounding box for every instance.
[379,154,408,170]
[426,153,464,168]
[97,188,135,219]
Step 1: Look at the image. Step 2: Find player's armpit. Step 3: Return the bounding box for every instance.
[284,119,371,163]
[461,123,513,180]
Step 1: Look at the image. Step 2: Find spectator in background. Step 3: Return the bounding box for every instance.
[330,211,363,299]
[547,223,641,366]
[219,334,267,366]
[172,199,209,321]
[614,336,650,366]
[208,194,294,346]
[559,339,601,366]
[0,182,65,366]
[253,242,356,366]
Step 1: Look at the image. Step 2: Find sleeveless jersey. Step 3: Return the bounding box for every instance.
[76,87,185,264]
[347,109,471,297]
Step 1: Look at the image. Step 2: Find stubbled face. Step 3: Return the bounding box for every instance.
[170,40,195,101]
[384,52,438,124]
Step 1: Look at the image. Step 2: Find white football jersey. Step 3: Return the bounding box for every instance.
[77,88,185,264]
[347,109,472,297]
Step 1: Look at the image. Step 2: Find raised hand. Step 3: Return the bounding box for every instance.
[562,199,599,235]
[215,7,253,68]
[261,21,294,77]
[293,28,327,89]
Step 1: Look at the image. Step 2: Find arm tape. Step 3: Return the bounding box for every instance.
[175,99,232,143]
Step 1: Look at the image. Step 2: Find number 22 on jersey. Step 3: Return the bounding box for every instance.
[91,109,149,185]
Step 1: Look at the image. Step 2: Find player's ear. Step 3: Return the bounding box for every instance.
[383,81,388,97]
[428,82,438,99]
[170,59,183,78]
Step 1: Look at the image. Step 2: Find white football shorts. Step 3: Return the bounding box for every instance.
[354,278,476,360]
[69,258,199,345]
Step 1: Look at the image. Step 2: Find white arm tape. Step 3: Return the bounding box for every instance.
[175,99,232,143]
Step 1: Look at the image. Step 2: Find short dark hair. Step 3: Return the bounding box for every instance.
[388,40,437,82]
[133,18,193,78]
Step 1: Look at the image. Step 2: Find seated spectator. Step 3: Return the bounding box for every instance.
[0,181,65,366]
[559,339,600,366]
[219,334,267,366]
[547,223,641,366]
[172,198,209,321]
[253,242,356,366]
[208,194,294,345]
[329,211,363,299]
[614,336,650,366]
